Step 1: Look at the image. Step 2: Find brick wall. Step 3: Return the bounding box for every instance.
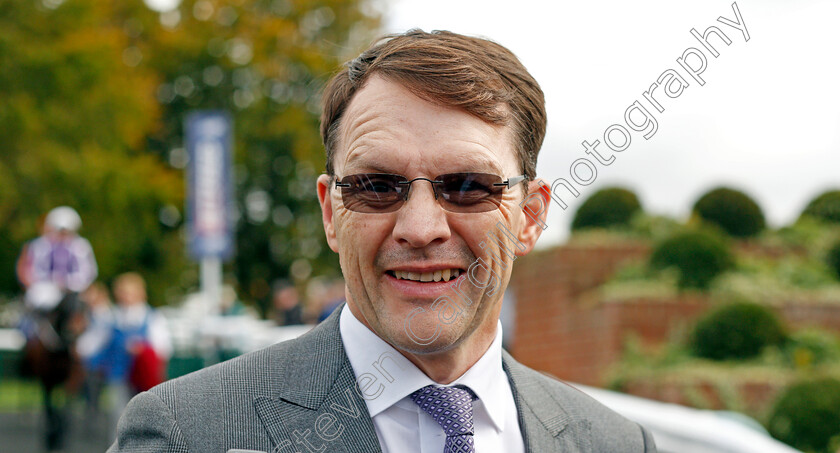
[510,242,840,386]
[510,243,652,384]
[778,303,840,331]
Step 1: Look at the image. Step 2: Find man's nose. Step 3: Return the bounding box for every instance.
[392,182,451,248]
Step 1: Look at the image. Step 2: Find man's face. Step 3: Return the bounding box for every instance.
[317,76,544,355]
[273,287,298,310]
[115,281,145,306]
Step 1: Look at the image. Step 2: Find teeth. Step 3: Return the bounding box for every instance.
[393,269,461,282]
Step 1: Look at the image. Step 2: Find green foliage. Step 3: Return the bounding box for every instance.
[571,187,642,231]
[783,329,840,369]
[0,0,181,302]
[801,190,840,224]
[827,240,840,281]
[650,230,734,289]
[137,0,379,308]
[744,256,837,289]
[830,435,840,453]
[628,213,682,242]
[769,378,840,453]
[0,0,380,306]
[692,187,766,238]
[691,301,786,361]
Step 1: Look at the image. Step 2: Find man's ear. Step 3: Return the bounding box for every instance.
[515,178,551,255]
[317,174,340,253]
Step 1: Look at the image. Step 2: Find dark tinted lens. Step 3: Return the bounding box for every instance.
[339,174,405,213]
[437,173,504,213]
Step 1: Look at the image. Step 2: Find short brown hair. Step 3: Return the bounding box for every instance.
[320,29,546,180]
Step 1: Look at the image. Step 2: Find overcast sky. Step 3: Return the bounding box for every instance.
[385,0,840,247]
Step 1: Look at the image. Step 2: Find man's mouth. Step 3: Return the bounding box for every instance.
[386,268,462,283]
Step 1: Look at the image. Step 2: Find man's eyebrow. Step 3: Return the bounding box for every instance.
[343,159,396,175]
[344,150,507,176]
[449,152,505,175]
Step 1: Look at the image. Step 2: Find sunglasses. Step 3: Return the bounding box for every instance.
[333,172,527,213]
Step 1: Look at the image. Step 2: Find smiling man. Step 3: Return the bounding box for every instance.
[110,30,656,453]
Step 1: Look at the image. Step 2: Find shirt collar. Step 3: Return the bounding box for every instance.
[338,304,508,432]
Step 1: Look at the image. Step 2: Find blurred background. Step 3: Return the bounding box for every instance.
[0,0,839,452]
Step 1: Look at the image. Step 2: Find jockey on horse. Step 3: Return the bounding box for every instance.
[17,206,98,451]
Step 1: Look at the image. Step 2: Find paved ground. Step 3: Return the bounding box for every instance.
[0,407,113,453]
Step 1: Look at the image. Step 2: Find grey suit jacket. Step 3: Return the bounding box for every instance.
[109,308,656,452]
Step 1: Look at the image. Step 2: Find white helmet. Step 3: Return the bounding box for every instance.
[45,206,82,232]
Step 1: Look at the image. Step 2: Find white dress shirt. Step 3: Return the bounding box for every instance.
[339,305,525,453]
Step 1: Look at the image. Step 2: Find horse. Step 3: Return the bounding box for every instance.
[20,291,86,451]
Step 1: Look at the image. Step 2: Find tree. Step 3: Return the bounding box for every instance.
[0,0,381,310]
[135,0,380,311]
[0,0,184,302]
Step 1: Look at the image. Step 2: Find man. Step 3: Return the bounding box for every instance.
[17,206,97,451]
[82,272,173,441]
[271,280,305,326]
[110,30,657,453]
[18,206,98,294]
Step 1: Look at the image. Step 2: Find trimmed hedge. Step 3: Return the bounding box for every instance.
[690,301,786,361]
[649,230,734,289]
[571,187,641,231]
[769,378,840,453]
[801,190,840,224]
[692,187,766,238]
[827,240,840,281]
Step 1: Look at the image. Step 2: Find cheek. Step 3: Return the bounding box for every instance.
[334,210,390,264]
[461,202,523,282]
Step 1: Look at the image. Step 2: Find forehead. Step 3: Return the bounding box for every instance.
[335,76,517,175]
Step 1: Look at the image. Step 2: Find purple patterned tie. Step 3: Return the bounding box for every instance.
[410,385,476,453]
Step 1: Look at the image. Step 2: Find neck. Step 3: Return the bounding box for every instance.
[402,323,497,384]
[346,301,500,384]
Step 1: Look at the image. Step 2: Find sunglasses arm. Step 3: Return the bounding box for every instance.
[497,175,527,188]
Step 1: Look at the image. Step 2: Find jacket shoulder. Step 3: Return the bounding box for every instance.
[151,330,309,402]
[136,328,329,452]
[505,355,655,452]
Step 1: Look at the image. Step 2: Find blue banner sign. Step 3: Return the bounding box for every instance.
[186,111,234,260]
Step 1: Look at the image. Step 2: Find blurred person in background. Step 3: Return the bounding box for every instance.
[17,206,98,293]
[16,206,94,451]
[317,278,346,322]
[16,206,97,343]
[82,272,172,441]
[270,280,304,326]
[76,281,115,430]
[219,284,248,317]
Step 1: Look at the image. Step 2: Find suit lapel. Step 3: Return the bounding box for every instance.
[252,309,593,453]
[253,308,381,453]
[503,351,593,453]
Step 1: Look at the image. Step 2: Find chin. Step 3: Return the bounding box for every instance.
[389,331,462,355]
[384,313,469,356]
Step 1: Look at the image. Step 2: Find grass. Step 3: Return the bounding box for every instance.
[0,379,47,411]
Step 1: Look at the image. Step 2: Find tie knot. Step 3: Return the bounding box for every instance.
[410,385,476,437]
